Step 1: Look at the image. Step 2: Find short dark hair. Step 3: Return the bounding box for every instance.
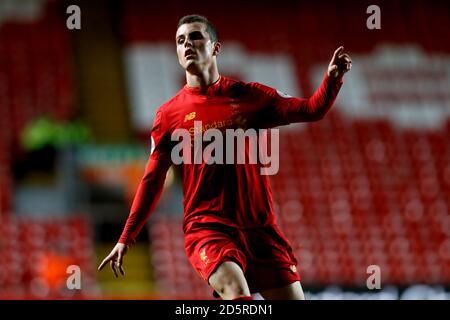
[177,14,219,42]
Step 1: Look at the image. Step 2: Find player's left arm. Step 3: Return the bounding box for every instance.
[292,45,351,121]
[255,46,351,127]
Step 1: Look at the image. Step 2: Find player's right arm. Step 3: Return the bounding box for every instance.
[98,109,172,277]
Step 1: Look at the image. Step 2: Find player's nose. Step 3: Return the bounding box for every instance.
[184,38,193,48]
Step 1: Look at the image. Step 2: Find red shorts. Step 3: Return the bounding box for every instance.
[184,222,300,296]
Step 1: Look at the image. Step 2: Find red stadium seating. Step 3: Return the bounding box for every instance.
[0,216,98,299]
[0,1,76,218]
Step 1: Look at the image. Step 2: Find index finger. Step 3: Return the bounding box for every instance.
[332,46,344,60]
[98,255,112,271]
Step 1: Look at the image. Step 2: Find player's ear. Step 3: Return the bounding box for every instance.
[212,42,221,56]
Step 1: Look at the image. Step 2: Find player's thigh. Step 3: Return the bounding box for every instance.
[259,281,305,300]
[209,261,251,299]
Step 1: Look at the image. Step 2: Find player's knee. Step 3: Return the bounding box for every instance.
[209,262,250,299]
[216,279,247,299]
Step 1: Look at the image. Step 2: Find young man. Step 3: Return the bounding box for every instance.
[98,14,351,300]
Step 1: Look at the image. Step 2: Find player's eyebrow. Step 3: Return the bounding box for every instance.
[176,31,205,42]
[189,31,204,39]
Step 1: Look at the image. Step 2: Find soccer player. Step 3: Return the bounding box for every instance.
[98,14,351,300]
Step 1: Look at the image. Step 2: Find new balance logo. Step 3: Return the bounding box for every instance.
[184,112,196,122]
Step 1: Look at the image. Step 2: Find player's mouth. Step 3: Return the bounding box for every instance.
[185,49,196,59]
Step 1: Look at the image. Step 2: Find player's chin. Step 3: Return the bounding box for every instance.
[185,61,201,74]
[179,57,193,68]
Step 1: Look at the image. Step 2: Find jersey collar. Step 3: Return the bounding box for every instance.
[184,76,223,96]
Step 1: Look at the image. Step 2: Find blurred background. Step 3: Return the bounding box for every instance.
[0,0,449,299]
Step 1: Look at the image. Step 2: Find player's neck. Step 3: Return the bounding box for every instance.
[186,65,220,93]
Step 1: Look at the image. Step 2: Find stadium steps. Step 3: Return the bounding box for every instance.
[71,0,131,144]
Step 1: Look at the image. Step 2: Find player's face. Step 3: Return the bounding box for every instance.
[175,22,218,73]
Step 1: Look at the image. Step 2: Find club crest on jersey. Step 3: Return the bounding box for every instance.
[290,265,297,273]
[230,101,241,115]
[184,112,196,122]
[235,115,247,129]
[200,248,210,265]
[276,89,292,98]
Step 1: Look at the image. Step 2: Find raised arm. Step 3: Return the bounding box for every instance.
[254,46,352,127]
[289,46,352,121]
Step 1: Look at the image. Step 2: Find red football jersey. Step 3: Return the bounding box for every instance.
[119,73,343,245]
